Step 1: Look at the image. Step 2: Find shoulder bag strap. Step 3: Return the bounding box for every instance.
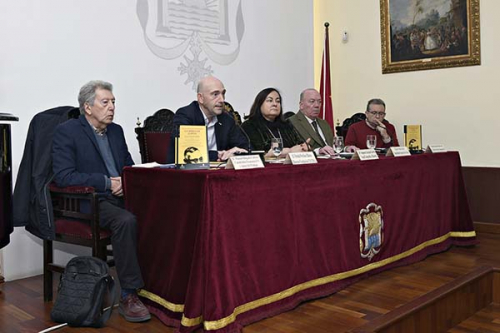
[97,275,117,326]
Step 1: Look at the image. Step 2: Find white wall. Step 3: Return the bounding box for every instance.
[0,0,314,280]
[314,0,499,167]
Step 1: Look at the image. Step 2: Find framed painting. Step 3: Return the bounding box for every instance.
[380,0,480,74]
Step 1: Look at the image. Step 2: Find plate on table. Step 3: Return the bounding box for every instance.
[339,152,354,159]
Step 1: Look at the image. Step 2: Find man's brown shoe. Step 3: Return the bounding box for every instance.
[119,293,151,322]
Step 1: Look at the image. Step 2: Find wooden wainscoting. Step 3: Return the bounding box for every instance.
[463,167,500,233]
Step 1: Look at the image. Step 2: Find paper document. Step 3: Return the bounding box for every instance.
[132,162,176,168]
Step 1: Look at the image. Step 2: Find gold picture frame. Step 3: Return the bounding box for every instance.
[380,0,480,74]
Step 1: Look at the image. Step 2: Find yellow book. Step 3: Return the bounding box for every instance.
[404,125,422,151]
[175,125,209,169]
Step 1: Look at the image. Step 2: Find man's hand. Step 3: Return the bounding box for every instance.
[110,177,123,197]
[374,119,390,141]
[302,138,312,151]
[345,145,360,153]
[218,147,248,161]
[318,145,335,156]
[290,138,311,153]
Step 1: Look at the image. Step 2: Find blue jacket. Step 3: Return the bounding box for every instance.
[52,115,134,193]
[167,101,249,163]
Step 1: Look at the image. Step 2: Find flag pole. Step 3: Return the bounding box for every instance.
[319,22,334,130]
[322,22,329,116]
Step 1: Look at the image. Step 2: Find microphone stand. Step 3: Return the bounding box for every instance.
[236,121,252,154]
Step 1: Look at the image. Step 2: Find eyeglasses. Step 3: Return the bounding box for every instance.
[367,111,386,117]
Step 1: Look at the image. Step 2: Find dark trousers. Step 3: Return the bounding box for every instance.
[99,196,144,290]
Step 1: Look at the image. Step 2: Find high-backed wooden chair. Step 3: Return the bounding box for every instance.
[135,109,175,163]
[44,184,114,302]
[283,111,295,120]
[224,102,242,125]
[336,112,366,138]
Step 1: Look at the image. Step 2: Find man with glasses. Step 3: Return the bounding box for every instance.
[345,98,399,151]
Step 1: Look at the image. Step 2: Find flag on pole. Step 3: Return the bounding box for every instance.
[319,22,334,130]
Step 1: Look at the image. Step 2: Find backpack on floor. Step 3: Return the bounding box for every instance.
[50,256,116,327]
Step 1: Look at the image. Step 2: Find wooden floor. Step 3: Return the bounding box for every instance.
[1,232,500,333]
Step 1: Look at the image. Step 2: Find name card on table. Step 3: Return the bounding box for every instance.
[226,155,265,170]
[284,152,318,165]
[425,144,447,153]
[351,149,379,161]
[386,146,411,157]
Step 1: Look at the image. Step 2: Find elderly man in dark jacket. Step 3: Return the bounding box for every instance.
[51,80,150,323]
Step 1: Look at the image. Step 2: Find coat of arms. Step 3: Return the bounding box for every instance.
[359,203,384,261]
[137,0,245,89]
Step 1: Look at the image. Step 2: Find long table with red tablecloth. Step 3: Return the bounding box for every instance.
[123,151,476,333]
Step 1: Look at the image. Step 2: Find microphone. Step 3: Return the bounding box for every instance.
[292,126,312,152]
[236,121,252,153]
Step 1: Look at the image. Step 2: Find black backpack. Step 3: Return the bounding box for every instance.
[50,256,116,327]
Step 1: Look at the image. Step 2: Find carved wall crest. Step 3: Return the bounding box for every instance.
[137,0,245,89]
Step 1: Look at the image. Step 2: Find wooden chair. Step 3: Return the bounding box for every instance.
[44,184,113,302]
[224,102,242,126]
[13,106,114,302]
[283,111,296,120]
[135,109,175,163]
[336,112,366,138]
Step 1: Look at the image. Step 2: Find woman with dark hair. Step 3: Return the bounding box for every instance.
[241,88,309,158]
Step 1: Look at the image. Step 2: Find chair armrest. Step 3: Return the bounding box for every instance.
[50,183,101,234]
[49,184,95,194]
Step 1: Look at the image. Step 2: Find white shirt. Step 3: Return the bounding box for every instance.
[201,107,218,151]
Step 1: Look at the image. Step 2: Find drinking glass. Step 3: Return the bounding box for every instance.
[270,138,283,159]
[366,135,376,149]
[333,136,344,154]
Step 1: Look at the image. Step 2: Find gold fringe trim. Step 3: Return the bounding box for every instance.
[202,230,476,330]
[181,314,204,327]
[142,230,476,330]
[450,231,476,238]
[138,289,184,313]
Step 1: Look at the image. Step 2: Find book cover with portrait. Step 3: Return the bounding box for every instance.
[175,125,209,169]
[404,125,422,151]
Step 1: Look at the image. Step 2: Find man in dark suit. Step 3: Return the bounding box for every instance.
[289,88,335,156]
[52,80,150,323]
[167,76,248,163]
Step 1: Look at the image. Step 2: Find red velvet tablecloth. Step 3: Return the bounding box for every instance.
[123,152,476,333]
